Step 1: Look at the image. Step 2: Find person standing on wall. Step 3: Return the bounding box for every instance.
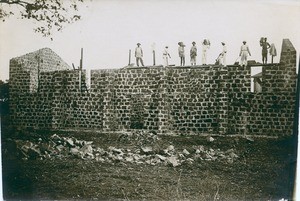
[135,43,145,67]
[190,41,197,66]
[219,42,227,66]
[163,46,171,67]
[202,39,210,65]
[260,37,271,64]
[269,43,277,64]
[239,41,251,67]
[178,42,185,66]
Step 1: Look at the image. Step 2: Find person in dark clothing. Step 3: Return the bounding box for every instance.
[190,41,197,66]
[261,38,270,64]
[178,42,185,66]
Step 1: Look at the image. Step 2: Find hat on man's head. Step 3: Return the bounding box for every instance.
[221,42,225,45]
[178,42,182,45]
[137,43,141,45]
[192,41,196,44]
[243,41,246,44]
[165,46,169,48]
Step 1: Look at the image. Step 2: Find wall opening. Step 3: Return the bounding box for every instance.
[130,95,144,129]
[251,66,262,93]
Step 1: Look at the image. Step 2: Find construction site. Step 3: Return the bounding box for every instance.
[2,38,298,200]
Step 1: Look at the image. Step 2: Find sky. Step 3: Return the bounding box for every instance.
[0,0,300,81]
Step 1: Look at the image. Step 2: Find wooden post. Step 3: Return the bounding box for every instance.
[151,43,156,66]
[80,48,83,70]
[128,49,131,65]
[37,50,40,92]
[79,48,83,91]
[153,50,156,66]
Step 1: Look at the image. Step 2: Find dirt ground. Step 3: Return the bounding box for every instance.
[1,128,297,201]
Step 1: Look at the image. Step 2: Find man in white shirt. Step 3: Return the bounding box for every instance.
[219,42,227,66]
[239,41,251,67]
[135,43,145,67]
[202,39,210,65]
[163,46,171,67]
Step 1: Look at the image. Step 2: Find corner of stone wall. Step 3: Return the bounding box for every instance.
[261,39,297,93]
[157,67,170,134]
[102,69,119,131]
[280,39,297,93]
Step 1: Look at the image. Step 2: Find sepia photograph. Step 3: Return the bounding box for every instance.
[0,0,299,200]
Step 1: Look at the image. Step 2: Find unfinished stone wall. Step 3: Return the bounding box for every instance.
[9,48,71,128]
[227,92,295,135]
[9,39,297,136]
[91,68,165,131]
[227,39,297,135]
[9,48,70,93]
[262,39,297,93]
[9,92,52,128]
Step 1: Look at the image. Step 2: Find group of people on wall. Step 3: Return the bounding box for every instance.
[134,38,277,67]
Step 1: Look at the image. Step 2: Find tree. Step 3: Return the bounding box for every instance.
[0,80,9,115]
[0,0,84,38]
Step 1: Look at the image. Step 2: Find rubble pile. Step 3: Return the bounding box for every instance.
[118,130,160,145]
[15,134,239,166]
[15,134,94,160]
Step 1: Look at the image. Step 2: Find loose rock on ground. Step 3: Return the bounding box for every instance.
[14,133,239,166]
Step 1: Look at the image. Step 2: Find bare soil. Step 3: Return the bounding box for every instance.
[2,128,296,201]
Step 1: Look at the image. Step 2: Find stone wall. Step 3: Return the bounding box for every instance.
[262,39,297,93]
[9,48,70,93]
[9,39,297,136]
[9,48,71,129]
[227,92,295,135]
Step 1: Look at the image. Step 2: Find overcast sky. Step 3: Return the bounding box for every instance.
[0,0,299,81]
